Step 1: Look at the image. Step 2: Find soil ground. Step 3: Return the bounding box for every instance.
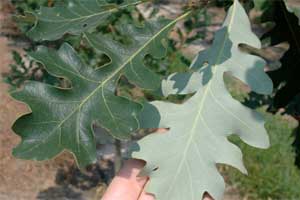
[0,0,278,199]
[0,3,63,199]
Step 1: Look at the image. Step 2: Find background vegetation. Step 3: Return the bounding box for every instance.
[2,0,300,199]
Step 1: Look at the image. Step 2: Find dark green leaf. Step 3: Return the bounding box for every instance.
[27,0,142,41]
[11,14,190,167]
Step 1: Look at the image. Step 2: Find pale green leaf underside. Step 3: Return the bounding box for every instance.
[133,1,272,200]
[162,2,272,96]
[27,0,142,41]
[11,15,189,167]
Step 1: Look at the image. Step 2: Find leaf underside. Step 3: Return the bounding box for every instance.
[11,17,185,167]
[27,0,142,41]
[133,1,273,200]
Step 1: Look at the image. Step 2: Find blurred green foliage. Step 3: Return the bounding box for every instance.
[6,1,300,199]
[3,50,60,89]
[223,77,300,199]
[226,110,300,199]
[7,0,204,97]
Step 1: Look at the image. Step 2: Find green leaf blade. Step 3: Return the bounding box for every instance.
[84,16,190,90]
[162,0,273,97]
[133,1,272,199]
[27,0,142,41]
[12,13,190,167]
[11,44,142,167]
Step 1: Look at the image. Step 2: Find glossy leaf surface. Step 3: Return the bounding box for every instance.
[27,0,142,41]
[11,16,187,167]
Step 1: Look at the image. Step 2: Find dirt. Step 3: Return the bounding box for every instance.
[0,1,79,199]
[0,2,119,199]
[0,25,107,200]
[1,5,54,200]
[0,1,251,200]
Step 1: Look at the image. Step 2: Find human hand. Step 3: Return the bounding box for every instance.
[102,159,214,200]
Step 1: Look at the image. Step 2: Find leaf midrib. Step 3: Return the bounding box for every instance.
[20,11,191,154]
[164,2,238,197]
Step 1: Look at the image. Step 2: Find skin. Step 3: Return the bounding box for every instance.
[102,159,214,200]
[103,128,214,200]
